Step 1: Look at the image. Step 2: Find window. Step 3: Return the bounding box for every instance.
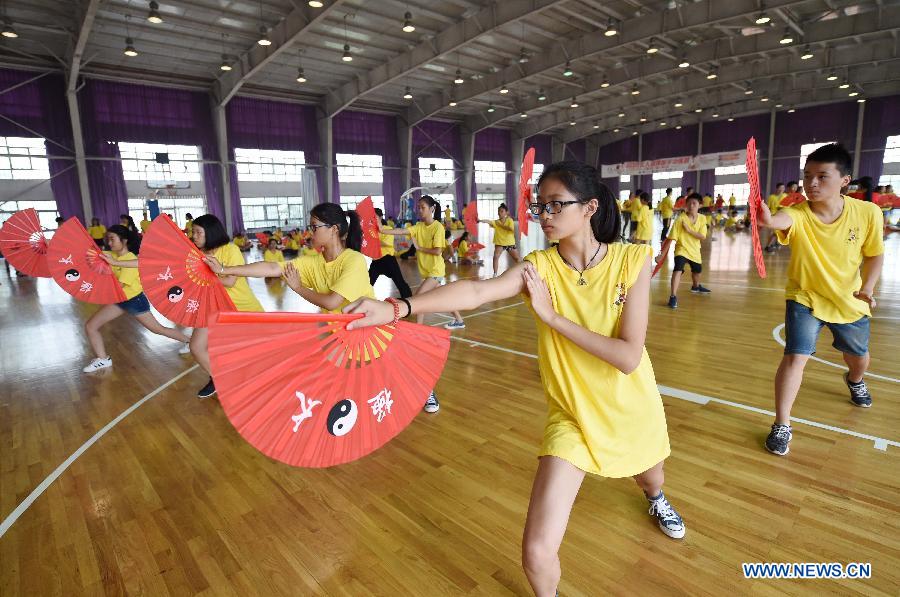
[0,136,50,180]
[882,135,900,164]
[878,174,900,188]
[652,187,681,202]
[474,160,506,185]
[713,183,750,206]
[417,157,455,185]
[339,195,385,213]
[238,196,305,231]
[528,163,545,186]
[129,195,206,230]
[336,153,383,182]
[235,148,305,182]
[119,142,202,183]
[652,170,683,180]
[619,174,630,183]
[476,193,506,220]
[800,142,835,175]
[0,199,60,233]
[619,190,631,202]
[714,165,744,176]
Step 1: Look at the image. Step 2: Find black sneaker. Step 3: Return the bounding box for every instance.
[423,391,440,413]
[765,423,792,456]
[690,285,711,294]
[667,295,678,309]
[844,373,872,408]
[197,377,217,399]
[647,491,686,539]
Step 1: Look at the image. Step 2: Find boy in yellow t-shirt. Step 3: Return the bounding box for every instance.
[139,211,152,233]
[757,144,884,457]
[764,182,787,251]
[633,193,653,244]
[658,188,674,242]
[664,193,709,308]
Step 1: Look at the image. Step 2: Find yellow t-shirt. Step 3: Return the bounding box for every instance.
[729,196,736,207]
[669,213,707,263]
[105,250,142,300]
[139,219,151,232]
[457,239,469,257]
[302,247,320,257]
[408,220,446,278]
[282,249,374,314]
[214,243,263,312]
[379,225,396,257]
[88,225,106,240]
[725,217,738,228]
[702,195,713,208]
[767,193,786,214]
[273,230,283,240]
[776,196,884,323]
[233,236,246,248]
[491,217,516,247]
[444,208,452,221]
[523,243,669,477]
[184,220,193,236]
[263,249,285,263]
[634,205,653,241]
[659,196,674,219]
[629,198,643,216]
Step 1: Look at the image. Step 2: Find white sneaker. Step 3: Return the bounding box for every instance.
[648,492,686,539]
[423,391,440,413]
[179,343,191,354]
[83,357,112,373]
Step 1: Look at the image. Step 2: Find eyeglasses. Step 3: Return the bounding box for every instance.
[306,223,330,232]
[528,200,582,216]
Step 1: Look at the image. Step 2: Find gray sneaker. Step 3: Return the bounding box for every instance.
[844,373,872,408]
[765,423,792,456]
[647,491,686,539]
[424,391,440,413]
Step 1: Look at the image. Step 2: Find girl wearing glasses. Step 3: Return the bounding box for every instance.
[344,161,685,596]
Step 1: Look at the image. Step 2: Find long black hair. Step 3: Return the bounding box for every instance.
[119,214,138,232]
[374,207,386,225]
[418,195,441,221]
[537,161,621,244]
[192,214,230,250]
[857,176,874,202]
[310,203,362,252]
[107,224,141,254]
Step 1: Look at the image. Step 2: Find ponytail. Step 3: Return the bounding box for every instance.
[309,202,362,251]
[345,210,362,252]
[419,195,440,221]
[537,161,621,244]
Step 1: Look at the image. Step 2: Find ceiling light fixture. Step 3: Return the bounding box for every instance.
[563,61,573,77]
[403,86,412,100]
[800,45,813,60]
[296,67,306,82]
[123,37,138,57]
[402,12,415,33]
[605,18,619,36]
[147,1,163,24]
[454,69,464,84]
[779,28,794,45]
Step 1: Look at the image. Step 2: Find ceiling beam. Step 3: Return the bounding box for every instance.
[323,0,568,119]
[557,54,900,145]
[66,0,101,92]
[212,1,346,106]
[511,5,900,138]
[407,0,813,127]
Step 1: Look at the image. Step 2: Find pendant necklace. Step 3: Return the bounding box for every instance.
[559,242,603,286]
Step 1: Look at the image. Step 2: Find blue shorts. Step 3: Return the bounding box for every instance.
[783,300,869,356]
[117,292,151,316]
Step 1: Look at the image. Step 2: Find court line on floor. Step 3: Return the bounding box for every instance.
[771,324,899,383]
[0,364,199,539]
[448,335,898,452]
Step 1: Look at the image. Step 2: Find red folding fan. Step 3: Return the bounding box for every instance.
[355,196,383,259]
[780,192,806,207]
[138,214,236,328]
[518,147,535,237]
[673,197,686,210]
[0,208,50,277]
[463,202,479,237]
[47,218,127,304]
[208,311,452,468]
[651,238,674,279]
[873,194,894,209]
[745,137,767,278]
[255,232,269,245]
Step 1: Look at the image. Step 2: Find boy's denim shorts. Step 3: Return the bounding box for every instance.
[784,300,869,356]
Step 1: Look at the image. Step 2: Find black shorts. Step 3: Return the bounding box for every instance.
[499,245,517,252]
[673,255,702,273]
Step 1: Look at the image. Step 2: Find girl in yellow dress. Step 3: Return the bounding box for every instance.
[632,192,653,245]
[189,214,264,398]
[263,238,285,263]
[479,203,522,276]
[344,161,685,596]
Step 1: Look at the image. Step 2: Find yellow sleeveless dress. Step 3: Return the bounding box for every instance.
[523,243,670,478]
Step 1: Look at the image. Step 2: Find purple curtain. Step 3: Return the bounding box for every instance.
[525,134,552,166]
[86,141,129,226]
[332,110,400,214]
[475,127,514,206]
[227,96,322,202]
[597,135,640,195]
[79,79,225,222]
[858,94,900,181]
[563,138,586,162]
[703,113,772,195]
[0,69,84,220]
[412,120,465,211]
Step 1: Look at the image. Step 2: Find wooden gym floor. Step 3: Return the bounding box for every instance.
[1,223,898,596]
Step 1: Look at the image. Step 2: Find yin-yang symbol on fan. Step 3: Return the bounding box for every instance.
[167,285,184,303]
[64,269,80,282]
[326,399,358,436]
